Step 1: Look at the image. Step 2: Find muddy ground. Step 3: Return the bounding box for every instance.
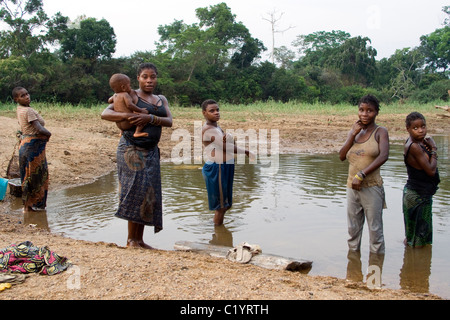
[0,106,448,301]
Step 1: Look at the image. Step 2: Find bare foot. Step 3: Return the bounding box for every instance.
[127,240,154,250]
[138,241,155,250]
[126,240,141,249]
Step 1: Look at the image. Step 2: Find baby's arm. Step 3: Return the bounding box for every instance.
[124,93,148,114]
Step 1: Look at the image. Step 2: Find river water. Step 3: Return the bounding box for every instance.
[8,135,449,298]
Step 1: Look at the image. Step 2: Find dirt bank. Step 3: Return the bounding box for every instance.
[0,108,448,301]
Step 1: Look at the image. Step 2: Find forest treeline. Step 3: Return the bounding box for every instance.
[0,1,449,106]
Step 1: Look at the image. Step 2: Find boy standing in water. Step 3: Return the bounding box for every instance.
[201,99,253,226]
[339,95,389,254]
[403,112,440,247]
[109,73,149,138]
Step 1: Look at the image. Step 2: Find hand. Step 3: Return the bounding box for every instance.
[350,120,364,137]
[351,177,362,191]
[128,113,151,127]
[423,137,437,152]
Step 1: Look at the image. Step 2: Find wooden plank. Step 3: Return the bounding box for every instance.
[174,241,312,273]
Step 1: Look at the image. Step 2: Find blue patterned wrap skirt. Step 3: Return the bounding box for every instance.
[115,137,163,233]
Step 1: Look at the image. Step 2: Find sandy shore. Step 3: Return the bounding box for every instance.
[0,107,448,301]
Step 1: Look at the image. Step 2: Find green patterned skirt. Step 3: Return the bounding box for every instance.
[402,187,433,247]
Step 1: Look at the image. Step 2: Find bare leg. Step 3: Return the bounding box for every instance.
[133,125,149,138]
[214,208,229,226]
[127,221,140,248]
[127,221,154,249]
[135,223,154,249]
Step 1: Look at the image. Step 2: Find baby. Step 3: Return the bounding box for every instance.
[109,73,148,138]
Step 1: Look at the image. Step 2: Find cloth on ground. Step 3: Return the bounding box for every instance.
[0,241,71,275]
[0,272,26,284]
[226,242,262,264]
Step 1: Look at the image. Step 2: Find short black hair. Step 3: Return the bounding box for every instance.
[12,87,26,99]
[359,95,380,112]
[406,112,426,128]
[201,99,218,111]
[137,63,158,76]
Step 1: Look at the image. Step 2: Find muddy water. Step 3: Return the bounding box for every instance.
[8,136,450,298]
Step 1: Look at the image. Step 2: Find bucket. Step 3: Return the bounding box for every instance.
[0,178,8,201]
[8,178,22,197]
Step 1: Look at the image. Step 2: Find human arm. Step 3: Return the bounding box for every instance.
[127,95,173,128]
[101,104,136,122]
[124,94,148,114]
[408,137,438,177]
[339,121,364,161]
[31,120,51,138]
[203,129,253,159]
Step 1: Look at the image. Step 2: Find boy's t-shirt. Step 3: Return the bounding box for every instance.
[17,106,45,136]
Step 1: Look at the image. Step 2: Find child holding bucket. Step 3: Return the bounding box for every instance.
[13,87,51,213]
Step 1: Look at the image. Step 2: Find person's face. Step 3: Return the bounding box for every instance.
[407,118,427,141]
[203,104,220,122]
[358,103,378,126]
[138,68,158,93]
[14,89,31,106]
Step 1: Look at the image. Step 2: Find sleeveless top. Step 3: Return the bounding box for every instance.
[404,142,440,196]
[122,96,167,149]
[346,127,384,188]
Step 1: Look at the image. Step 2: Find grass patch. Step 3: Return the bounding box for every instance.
[0,100,444,121]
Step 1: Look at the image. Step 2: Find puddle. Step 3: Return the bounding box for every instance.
[5,136,450,298]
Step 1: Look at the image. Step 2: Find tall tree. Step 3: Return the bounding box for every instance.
[292,30,351,66]
[419,26,450,73]
[329,36,377,85]
[59,17,116,64]
[0,0,51,57]
[155,2,264,104]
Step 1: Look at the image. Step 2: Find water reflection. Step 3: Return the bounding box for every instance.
[23,210,49,231]
[209,225,233,247]
[346,250,385,287]
[5,135,449,298]
[399,245,432,293]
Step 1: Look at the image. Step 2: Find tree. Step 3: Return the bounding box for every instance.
[442,5,450,26]
[155,2,265,104]
[0,0,57,57]
[383,48,424,100]
[329,36,377,86]
[262,9,295,64]
[273,46,296,69]
[59,17,116,64]
[292,30,351,66]
[419,26,450,73]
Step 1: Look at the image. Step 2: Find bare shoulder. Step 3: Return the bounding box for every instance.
[376,126,389,139]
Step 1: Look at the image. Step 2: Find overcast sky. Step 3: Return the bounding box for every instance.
[31,0,450,60]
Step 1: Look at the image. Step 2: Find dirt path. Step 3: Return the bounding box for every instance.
[0,109,448,301]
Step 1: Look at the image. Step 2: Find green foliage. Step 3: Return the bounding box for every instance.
[409,79,450,103]
[420,26,450,73]
[0,2,449,106]
[59,17,116,63]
